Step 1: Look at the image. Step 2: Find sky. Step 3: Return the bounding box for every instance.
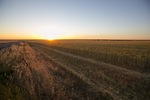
[0,0,150,39]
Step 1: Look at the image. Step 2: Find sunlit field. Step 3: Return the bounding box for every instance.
[33,40,150,73]
[30,39,150,99]
[0,40,150,100]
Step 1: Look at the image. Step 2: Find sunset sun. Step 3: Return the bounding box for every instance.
[38,28,63,40]
[46,35,56,40]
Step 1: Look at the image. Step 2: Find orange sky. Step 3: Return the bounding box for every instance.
[0,0,150,40]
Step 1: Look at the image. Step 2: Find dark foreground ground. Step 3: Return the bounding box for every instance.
[0,40,150,100]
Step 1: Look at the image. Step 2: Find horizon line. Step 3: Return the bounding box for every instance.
[0,38,150,41]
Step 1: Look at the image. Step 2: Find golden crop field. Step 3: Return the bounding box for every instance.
[37,40,150,73]
[0,40,150,100]
[28,40,150,100]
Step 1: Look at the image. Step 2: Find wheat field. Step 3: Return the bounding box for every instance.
[0,40,150,100]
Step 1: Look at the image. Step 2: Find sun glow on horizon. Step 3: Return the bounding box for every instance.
[42,35,57,40]
[41,33,61,40]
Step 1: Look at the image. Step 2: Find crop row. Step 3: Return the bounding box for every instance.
[43,40,150,73]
